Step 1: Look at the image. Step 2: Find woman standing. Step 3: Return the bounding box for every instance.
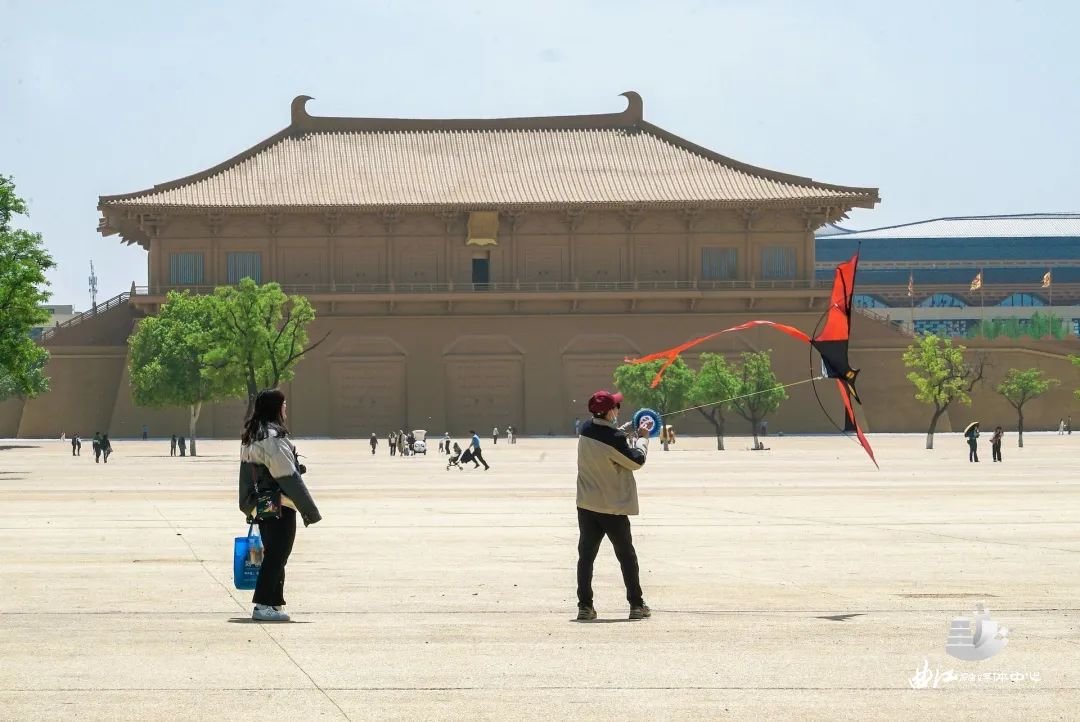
[991,426,1004,462]
[239,389,322,622]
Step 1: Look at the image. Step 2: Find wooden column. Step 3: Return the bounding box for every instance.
[382,210,400,284]
[621,207,643,280]
[565,209,584,281]
[742,209,759,281]
[682,208,701,283]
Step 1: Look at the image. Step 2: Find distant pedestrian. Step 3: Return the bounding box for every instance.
[178,436,187,457]
[991,426,1004,462]
[1059,419,1066,435]
[965,423,980,463]
[101,434,113,463]
[388,431,396,456]
[1068,416,1073,435]
[369,433,378,455]
[397,430,406,457]
[507,425,516,444]
[142,424,149,441]
[469,429,490,470]
[492,426,500,445]
[443,432,452,455]
[92,432,102,463]
[170,434,177,457]
[71,434,81,456]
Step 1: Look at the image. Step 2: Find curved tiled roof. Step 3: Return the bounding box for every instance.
[100,93,879,211]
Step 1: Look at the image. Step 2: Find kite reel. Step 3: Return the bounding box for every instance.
[632,408,662,438]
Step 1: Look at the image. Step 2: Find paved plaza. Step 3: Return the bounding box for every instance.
[1,432,1078,720]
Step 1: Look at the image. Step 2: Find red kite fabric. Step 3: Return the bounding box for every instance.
[627,252,877,468]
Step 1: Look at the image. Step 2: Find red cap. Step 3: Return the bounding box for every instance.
[588,390,623,415]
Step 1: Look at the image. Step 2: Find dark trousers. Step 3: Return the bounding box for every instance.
[371,443,377,455]
[576,507,644,608]
[968,441,979,462]
[170,445,176,456]
[992,442,1002,462]
[254,507,297,607]
[93,445,101,462]
[472,447,489,469]
[390,443,396,456]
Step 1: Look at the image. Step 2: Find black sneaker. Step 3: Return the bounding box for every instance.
[629,605,651,620]
[576,606,597,621]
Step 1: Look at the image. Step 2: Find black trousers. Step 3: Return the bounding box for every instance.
[576,507,644,608]
[992,442,1002,462]
[968,441,979,462]
[254,507,297,607]
[472,448,489,469]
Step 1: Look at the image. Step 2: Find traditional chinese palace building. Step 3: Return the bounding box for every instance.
[2,93,1074,438]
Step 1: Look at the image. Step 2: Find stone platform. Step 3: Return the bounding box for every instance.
[1,432,1077,720]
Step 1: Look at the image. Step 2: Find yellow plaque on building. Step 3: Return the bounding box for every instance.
[467,211,499,246]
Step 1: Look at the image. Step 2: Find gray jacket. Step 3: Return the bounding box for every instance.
[239,425,322,526]
[576,417,648,516]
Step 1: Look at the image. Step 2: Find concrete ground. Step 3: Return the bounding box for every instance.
[1,431,1078,721]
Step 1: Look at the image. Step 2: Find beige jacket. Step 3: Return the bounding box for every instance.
[576,417,648,516]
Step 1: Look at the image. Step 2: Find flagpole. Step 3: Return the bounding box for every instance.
[908,272,915,334]
[980,268,985,323]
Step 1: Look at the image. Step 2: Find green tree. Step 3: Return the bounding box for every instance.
[903,334,987,449]
[613,358,694,422]
[690,352,739,450]
[128,291,243,456]
[206,279,328,418]
[729,350,788,450]
[995,368,1059,447]
[0,176,55,400]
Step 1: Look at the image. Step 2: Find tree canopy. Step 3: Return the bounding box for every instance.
[612,357,694,419]
[128,291,243,455]
[729,350,787,449]
[903,334,986,449]
[995,368,1058,447]
[690,352,740,450]
[0,175,55,400]
[205,279,327,417]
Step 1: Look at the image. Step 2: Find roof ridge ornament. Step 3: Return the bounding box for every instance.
[292,95,314,125]
[619,91,643,122]
[286,92,645,132]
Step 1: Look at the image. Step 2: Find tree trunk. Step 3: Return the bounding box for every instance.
[697,408,726,451]
[925,407,946,449]
[1018,411,1024,448]
[188,401,202,457]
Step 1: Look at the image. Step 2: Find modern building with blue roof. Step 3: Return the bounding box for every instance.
[816,213,1080,336]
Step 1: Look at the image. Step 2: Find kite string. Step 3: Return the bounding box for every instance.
[660,376,824,419]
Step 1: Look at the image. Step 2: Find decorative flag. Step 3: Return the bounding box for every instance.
[1042,270,1052,288]
[907,272,914,298]
[970,271,983,292]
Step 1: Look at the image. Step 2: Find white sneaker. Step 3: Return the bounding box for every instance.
[252,604,290,622]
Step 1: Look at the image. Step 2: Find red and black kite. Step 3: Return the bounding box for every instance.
[627,252,877,467]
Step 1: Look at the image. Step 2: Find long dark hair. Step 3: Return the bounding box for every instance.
[242,389,288,445]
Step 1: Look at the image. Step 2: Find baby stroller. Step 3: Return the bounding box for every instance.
[446,443,474,470]
[411,429,427,455]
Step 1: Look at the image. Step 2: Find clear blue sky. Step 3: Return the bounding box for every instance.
[4,0,1079,308]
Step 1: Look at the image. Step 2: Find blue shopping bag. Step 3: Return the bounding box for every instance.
[233,524,262,590]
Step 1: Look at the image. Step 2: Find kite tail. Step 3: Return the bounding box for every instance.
[626,321,813,388]
[837,378,878,469]
[625,331,727,387]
